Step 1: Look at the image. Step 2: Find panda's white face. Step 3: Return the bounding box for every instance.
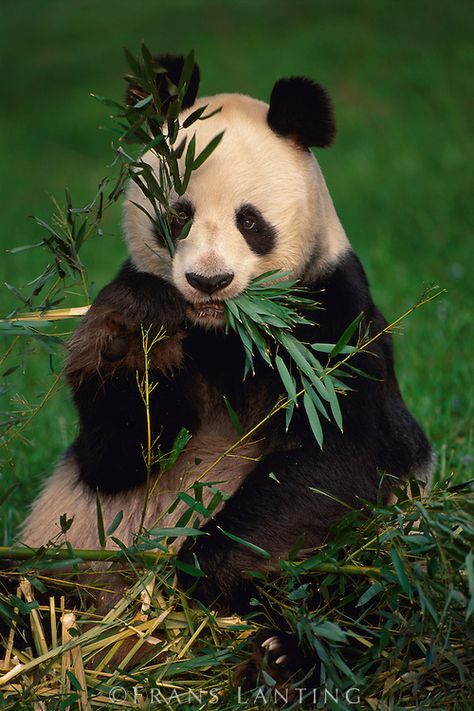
[124,93,348,328]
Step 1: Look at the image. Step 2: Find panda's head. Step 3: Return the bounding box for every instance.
[124,55,349,328]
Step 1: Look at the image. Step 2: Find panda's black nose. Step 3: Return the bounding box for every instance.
[185,272,234,295]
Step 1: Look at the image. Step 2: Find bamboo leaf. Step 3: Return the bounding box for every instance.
[183,105,207,128]
[95,492,106,548]
[193,131,224,170]
[217,527,271,559]
[330,312,364,358]
[178,50,196,92]
[222,395,244,434]
[303,391,324,448]
[106,511,124,536]
[390,547,412,598]
[323,375,343,431]
[275,355,297,402]
[174,558,205,578]
[132,94,153,109]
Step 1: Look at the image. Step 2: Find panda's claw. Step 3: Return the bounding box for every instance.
[261,635,280,651]
[234,628,319,695]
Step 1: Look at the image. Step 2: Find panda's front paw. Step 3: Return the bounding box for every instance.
[66,304,185,387]
[96,272,188,338]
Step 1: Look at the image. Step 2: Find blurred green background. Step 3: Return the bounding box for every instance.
[0,0,473,542]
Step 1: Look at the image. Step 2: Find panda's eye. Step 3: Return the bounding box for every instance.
[170,200,194,239]
[241,216,257,231]
[175,210,189,224]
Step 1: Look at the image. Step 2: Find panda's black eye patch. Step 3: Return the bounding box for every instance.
[152,200,194,247]
[235,204,276,256]
[171,199,194,240]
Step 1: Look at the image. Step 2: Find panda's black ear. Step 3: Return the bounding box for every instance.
[267,77,335,148]
[126,54,200,110]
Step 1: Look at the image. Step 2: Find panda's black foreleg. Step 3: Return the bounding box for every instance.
[177,444,360,612]
[66,264,198,494]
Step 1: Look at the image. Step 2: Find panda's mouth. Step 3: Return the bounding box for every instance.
[187,300,226,327]
[194,301,225,318]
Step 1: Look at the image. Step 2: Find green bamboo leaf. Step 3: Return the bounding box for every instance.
[91,93,126,111]
[312,342,356,355]
[303,391,324,448]
[149,527,207,539]
[323,375,343,431]
[183,105,207,128]
[178,492,211,518]
[344,362,379,381]
[241,313,271,365]
[66,671,83,692]
[6,243,44,254]
[285,399,295,430]
[174,558,205,578]
[106,511,124,536]
[178,50,196,92]
[217,527,271,559]
[276,331,313,377]
[225,298,242,322]
[311,620,347,642]
[141,42,156,82]
[277,332,330,402]
[132,94,153,109]
[184,134,196,168]
[223,395,244,434]
[390,547,412,597]
[356,581,384,607]
[141,133,165,154]
[193,131,225,170]
[275,355,297,402]
[123,47,141,77]
[235,321,254,362]
[177,218,193,241]
[301,376,329,420]
[330,312,364,358]
[95,492,106,548]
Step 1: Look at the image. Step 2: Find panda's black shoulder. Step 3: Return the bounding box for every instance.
[306,249,383,342]
[316,249,372,311]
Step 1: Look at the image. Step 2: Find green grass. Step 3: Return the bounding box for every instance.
[0,0,473,544]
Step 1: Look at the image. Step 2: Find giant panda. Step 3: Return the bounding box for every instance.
[21,55,434,678]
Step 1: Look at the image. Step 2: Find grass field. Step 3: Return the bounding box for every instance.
[0,0,473,543]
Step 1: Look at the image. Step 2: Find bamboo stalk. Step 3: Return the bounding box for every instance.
[0,306,89,323]
[0,545,381,575]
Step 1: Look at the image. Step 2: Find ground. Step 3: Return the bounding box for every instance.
[0,0,473,542]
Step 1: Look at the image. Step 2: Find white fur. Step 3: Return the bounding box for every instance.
[21,427,263,553]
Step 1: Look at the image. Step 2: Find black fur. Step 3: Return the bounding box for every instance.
[70,252,432,612]
[125,53,200,111]
[176,251,432,611]
[69,263,197,493]
[267,77,335,148]
[235,203,276,255]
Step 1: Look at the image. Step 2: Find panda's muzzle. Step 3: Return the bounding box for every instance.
[185,271,234,295]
